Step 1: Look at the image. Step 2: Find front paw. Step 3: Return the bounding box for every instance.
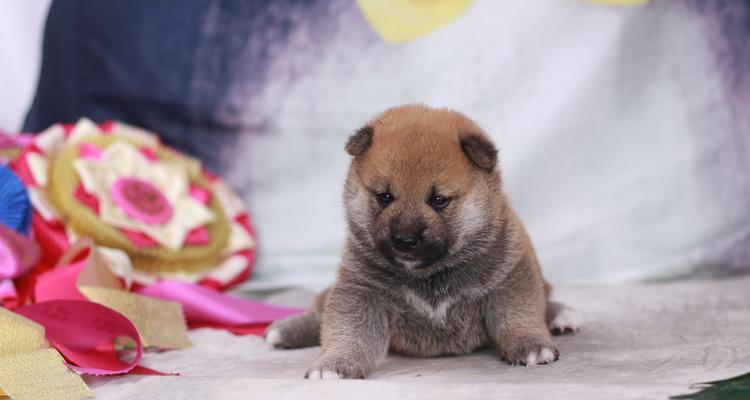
[305,356,367,379]
[501,336,559,367]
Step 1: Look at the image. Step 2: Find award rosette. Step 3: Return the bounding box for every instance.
[13,119,256,289]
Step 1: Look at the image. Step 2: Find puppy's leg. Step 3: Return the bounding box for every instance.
[546,300,582,335]
[306,283,389,379]
[265,312,321,349]
[265,288,329,349]
[485,258,559,366]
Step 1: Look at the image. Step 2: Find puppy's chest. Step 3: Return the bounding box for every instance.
[388,290,488,357]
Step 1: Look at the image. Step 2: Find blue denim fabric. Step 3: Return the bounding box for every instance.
[24,0,316,175]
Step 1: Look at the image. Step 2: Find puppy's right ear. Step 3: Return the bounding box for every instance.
[345,126,374,156]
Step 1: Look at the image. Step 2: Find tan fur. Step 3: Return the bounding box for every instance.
[266,105,578,379]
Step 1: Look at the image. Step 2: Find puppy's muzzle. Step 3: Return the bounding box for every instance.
[391,234,422,253]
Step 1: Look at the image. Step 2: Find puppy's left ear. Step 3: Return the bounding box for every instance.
[345,126,374,156]
[460,133,498,172]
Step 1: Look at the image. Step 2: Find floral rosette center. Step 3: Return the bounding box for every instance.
[111,177,173,225]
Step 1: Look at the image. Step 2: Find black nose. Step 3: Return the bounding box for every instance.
[392,234,422,252]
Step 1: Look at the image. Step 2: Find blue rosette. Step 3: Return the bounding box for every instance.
[0,165,32,234]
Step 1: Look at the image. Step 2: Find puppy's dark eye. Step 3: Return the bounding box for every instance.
[376,192,393,206]
[429,195,451,210]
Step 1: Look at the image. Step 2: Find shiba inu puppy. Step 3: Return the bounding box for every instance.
[266,105,580,379]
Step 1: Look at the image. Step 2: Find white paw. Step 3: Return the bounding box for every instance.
[550,308,582,334]
[265,328,282,347]
[307,370,343,379]
[525,347,558,366]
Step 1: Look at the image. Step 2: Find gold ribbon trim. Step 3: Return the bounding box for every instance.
[80,286,191,350]
[0,349,93,400]
[0,308,92,400]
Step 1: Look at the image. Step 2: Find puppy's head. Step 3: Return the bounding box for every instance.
[344,105,502,277]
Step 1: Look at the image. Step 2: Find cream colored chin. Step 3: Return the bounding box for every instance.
[396,259,422,269]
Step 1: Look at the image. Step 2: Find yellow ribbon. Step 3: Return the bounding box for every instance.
[80,286,191,350]
[0,308,92,400]
[60,238,192,350]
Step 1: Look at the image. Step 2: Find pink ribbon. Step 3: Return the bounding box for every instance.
[0,224,40,280]
[15,300,143,375]
[0,279,17,306]
[34,259,87,302]
[29,243,172,375]
[0,133,34,149]
[35,241,304,330]
[137,280,306,326]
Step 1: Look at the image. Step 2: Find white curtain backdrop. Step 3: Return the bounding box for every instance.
[0,1,49,132]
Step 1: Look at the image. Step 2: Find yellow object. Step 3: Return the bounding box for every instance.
[80,286,191,350]
[0,349,93,400]
[356,0,474,44]
[55,238,191,350]
[0,309,92,400]
[0,309,46,357]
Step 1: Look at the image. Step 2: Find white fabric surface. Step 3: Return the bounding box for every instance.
[0,1,49,132]
[86,276,750,399]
